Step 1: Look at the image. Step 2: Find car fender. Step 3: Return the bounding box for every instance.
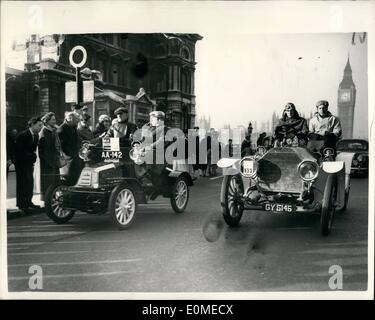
[321,161,344,174]
[336,152,354,192]
[217,158,241,175]
[110,179,147,204]
[168,171,194,186]
[316,161,346,210]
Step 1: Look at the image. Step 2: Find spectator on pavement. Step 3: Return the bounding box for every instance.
[15,116,43,211]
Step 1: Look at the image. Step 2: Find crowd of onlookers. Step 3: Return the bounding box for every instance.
[6,106,115,212]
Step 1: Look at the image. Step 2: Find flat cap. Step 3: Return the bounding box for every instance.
[114,106,128,115]
[149,110,165,119]
[316,100,329,108]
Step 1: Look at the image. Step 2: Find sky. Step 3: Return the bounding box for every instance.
[2,3,369,140]
[195,33,368,139]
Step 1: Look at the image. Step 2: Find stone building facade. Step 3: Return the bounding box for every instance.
[6,33,202,130]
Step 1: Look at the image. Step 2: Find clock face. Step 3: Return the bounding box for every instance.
[340,90,351,102]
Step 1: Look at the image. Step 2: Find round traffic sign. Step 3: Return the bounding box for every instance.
[69,45,87,68]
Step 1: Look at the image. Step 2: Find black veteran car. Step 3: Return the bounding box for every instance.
[45,138,193,229]
[336,139,369,177]
[218,139,352,236]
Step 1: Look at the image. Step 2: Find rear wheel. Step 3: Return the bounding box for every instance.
[321,174,337,236]
[221,174,244,227]
[109,183,138,229]
[170,176,189,213]
[45,182,75,224]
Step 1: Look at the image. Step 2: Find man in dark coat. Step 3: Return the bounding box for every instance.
[15,116,43,210]
[39,112,60,201]
[110,106,138,147]
[274,102,308,146]
[57,112,81,186]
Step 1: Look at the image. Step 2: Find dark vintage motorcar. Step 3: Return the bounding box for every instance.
[218,137,352,236]
[45,138,193,229]
[336,139,369,177]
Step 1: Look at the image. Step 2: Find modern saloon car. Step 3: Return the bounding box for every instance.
[336,139,369,177]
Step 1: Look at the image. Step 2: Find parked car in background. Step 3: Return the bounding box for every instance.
[336,139,369,177]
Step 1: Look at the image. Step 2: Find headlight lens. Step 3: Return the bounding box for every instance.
[357,154,363,162]
[79,144,91,161]
[240,157,257,178]
[298,160,319,181]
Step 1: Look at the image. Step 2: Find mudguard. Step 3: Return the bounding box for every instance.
[315,161,347,210]
[168,170,194,186]
[217,158,241,176]
[321,161,344,174]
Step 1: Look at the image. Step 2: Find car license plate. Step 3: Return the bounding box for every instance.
[264,203,295,213]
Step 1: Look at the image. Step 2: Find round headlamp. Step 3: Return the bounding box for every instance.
[79,144,91,161]
[240,157,258,178]
[357,154,363,162]
[298,160,319,181]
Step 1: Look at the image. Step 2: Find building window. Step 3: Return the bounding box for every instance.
[111,63,119,85]
[97,59,106,81]
[155,45,166,57]
[181,47,190,61]
[120,34,128,50]
[107,34,114,44]
[113,35,119,47]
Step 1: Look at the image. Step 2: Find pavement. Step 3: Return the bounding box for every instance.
[6,174,369,292]
[6,170,44,219]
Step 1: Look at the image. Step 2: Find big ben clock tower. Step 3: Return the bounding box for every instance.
[337,57,356,138]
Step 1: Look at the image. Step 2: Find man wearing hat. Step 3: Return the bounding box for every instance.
[308,100,342,152]
[111,105,138,147]
[135,110,171,185]
[141,110,168,150]
[77,113,94,142]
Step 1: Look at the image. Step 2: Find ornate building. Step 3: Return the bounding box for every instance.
[337,57,356,138]
[6,33,202,130]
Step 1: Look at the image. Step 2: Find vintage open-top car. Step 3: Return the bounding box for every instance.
[218,140,353,235]
[336,139,369,177]
[45,138,193,229]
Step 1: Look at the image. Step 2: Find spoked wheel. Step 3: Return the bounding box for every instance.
[221,174,244,227]
[170,176,189,213]
[109,183,138,229]
[321,174,338,236]
[45,182,75,224]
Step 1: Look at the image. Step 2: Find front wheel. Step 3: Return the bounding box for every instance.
[170,176,189,213]
[45,182,75,224]
[109,183,138,229]
[321,174,337,236]
[221,174,244,227]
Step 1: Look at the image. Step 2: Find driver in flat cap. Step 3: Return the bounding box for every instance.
[307,100,342,152]
[110,105,138,147]
[140,110,170,150]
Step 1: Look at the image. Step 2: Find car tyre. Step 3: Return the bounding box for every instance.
[170,176,189,214]
[109,183,138,229]
[221,174,244,227]
[45,182,75,224]
[321,174,337,236]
